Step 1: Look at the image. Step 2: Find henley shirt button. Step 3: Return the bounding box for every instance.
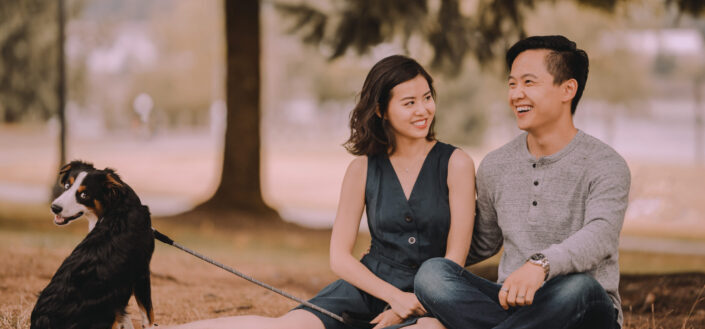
[532,163,537,168]
[408,237,416,245]
[405,217,413,223]
[534,181,539,186]
[532,201,538,206]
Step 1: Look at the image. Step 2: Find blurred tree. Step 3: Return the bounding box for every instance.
[58,0,67,168]
[0,1,60,123]
[196,0,278,218]
[276,0,626,74]
[278,0,705,73]
[0,0,83,175]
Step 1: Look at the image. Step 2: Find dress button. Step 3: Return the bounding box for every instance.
[532,201,538,206]
[534,181,539,186]
[408,237,416,245]
[405,217,413,223]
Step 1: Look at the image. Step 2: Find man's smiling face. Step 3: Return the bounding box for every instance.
[508,49,573,134]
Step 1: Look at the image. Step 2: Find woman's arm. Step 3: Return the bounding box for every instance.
[444,149,476,266]
[329,157,425,322]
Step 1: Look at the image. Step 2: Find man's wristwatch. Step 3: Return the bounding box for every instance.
[528,253,550,281]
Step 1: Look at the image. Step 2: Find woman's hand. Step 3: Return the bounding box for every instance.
[370,309,403,329]
[387,291,427,319]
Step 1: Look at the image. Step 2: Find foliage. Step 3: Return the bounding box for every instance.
[668,0,705,17]
[0,1,86,123]
[0,1,59,122]
[277,0,705,77]
[276,0,633,75]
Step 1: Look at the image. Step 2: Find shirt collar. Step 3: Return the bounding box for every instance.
[518,129,584,166]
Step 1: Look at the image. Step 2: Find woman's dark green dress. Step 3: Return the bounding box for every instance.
[297,141,457,329]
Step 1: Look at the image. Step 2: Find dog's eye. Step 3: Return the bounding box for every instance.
[80,192,89,200]
[64,183,70,189]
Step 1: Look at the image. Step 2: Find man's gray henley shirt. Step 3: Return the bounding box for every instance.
[468,130,631,326]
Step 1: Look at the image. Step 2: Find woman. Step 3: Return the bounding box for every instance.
[169,55,475,329]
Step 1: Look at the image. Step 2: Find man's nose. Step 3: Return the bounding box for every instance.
[509,87,525,102]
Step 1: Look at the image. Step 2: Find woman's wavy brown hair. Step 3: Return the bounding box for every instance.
[344,55,436,156]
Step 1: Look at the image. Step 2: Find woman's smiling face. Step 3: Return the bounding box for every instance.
[383,74,436,141]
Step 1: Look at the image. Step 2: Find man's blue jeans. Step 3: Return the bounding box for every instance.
[414,258,619,329]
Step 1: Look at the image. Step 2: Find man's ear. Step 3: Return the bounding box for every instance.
[561,79,578,103]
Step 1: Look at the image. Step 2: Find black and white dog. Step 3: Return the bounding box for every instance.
[31,161,156,329]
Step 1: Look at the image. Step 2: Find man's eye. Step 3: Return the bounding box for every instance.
[80,192,89,200]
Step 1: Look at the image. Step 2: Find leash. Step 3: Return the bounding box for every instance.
[151,228,372,329]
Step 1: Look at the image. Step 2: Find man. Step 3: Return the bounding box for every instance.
[413,35,630,329]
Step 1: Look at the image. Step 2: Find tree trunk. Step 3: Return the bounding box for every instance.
[197,0,278,219]
[695,75,703,165]
[58,0,66,168]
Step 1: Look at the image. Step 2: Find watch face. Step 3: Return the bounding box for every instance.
[531,253,544,261]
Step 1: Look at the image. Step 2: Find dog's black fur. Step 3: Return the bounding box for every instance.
[31,161,155,329]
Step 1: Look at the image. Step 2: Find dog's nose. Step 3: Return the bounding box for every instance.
[51,204,63,214]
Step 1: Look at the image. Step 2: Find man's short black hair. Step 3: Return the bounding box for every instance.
[506,35,589,115]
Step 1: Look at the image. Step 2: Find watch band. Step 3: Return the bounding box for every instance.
[528,253,550,280]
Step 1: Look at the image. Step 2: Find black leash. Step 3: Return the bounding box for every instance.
[152,228,373,329]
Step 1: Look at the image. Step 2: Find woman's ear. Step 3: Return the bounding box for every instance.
[375,105,383,119]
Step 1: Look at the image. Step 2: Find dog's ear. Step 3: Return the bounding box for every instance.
[58,160,95,181]
[103,171,126,205]
[53,162,75,198]
[58,162,73,177]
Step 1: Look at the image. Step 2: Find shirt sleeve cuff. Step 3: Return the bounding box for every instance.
[541,246,567,281]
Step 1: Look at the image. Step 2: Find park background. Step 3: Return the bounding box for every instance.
[1,0,704,328]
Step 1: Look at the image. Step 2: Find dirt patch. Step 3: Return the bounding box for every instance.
[1,219,703,329]
[620,272,705,329]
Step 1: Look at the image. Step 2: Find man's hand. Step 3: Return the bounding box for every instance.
[498,262,545,310]
[371,309,403,329]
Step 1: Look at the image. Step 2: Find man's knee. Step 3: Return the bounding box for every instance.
[541,274,616,328]
[544,273,607,307]
[414,258,460,306]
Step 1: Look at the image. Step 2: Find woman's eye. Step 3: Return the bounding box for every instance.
[80,192,89,200]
